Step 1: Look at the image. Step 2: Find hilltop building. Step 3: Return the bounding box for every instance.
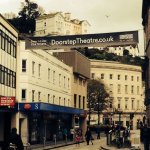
[35,12,90,36]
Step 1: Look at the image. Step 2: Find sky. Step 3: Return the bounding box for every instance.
[0,0,145,55]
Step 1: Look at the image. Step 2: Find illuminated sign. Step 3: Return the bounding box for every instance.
[0,96,15,106]
[26,31,138,49]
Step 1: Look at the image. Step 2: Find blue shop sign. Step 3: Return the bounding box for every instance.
[18,102,84,115]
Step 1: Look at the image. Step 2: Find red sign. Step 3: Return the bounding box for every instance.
[24,104,31,110]
[0,96,15,106]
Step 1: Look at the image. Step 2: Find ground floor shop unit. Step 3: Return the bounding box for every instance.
[0,107,18,150]
[18,102,87,145]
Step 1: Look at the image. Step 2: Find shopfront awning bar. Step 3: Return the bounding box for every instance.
[18,102,84,115]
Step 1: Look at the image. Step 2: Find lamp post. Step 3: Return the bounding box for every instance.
[88,99,91,126]
[97,99,100,126]
[115,108,123,139]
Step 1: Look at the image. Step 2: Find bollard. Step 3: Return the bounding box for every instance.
[43,137,46,147]
[53,134,57,145]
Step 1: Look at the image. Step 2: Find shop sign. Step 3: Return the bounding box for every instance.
[0,96,15,106]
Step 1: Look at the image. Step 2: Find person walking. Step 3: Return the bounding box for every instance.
[85,127,93,145]
[8,128,24,150]
[97,126,101,139]
[75,133,81,147]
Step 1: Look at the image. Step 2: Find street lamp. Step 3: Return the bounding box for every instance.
[115,108,123,138]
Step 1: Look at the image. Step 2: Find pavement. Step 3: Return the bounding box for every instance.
[29,132,144,150]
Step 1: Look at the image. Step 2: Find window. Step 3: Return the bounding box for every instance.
[110,74,113,79]
[64,76,66,87]
[22,89,26,100]
[48,68,50,80]
[68,78,70,89]
[22,60,26,72]
[59,74,61,86]
[109,84,113,93]
[101,73,104,79]
[53,71,55,83]
[53,95,55,104]
[131,85,134,94]
[125,75,127,80]
[125,85,128,94]
[83,97,85,109]
[118,75,120,80]
[117,98,121,109]
[32,90,35,102]
[125,98,128,109]
[38,92,41,102]
[74,94,77,108]
[91,73,95,79]
[59,97,61,105]
[131,76,134,81]
[131,99,135,109]
[48,94,50,103]
[137,76,139,82]
[79,95,81,108]
[38,64,41,77]
[32,61,35,75]
[117,84,121,93]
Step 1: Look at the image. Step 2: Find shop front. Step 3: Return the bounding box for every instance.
[0,96,17,150]
[18,102,86,145]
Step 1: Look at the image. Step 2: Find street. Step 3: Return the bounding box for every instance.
[50,137,142,150]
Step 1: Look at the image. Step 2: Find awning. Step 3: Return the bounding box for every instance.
[18,102,85,115]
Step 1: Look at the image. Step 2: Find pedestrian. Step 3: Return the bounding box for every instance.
[63,128,68,143]
[70,128,75,141]
[142,124,150,150]
[7,127,24,150]
[85,127,93,145]
[75,133,81,147]
[97,126,101,139]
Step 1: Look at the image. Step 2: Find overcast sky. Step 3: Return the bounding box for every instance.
[1,0,143,32]
[0,0,144,54]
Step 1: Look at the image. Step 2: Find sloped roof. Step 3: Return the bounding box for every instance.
[36,12,64,20]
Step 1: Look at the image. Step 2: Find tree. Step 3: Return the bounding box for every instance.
[8,0,44,33]
[87,79,110,125]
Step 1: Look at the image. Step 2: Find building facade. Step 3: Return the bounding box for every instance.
[53,50,90,134]
[142,0,150,126]
[90,60,145,129]
[16,40,88,144]
[35,12,90,36]
[0,14,18,149]
[106,45,139,57]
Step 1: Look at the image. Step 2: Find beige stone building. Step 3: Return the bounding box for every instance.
[90,60,145,129]
[35,12,90,36]
[0,14,18,149]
